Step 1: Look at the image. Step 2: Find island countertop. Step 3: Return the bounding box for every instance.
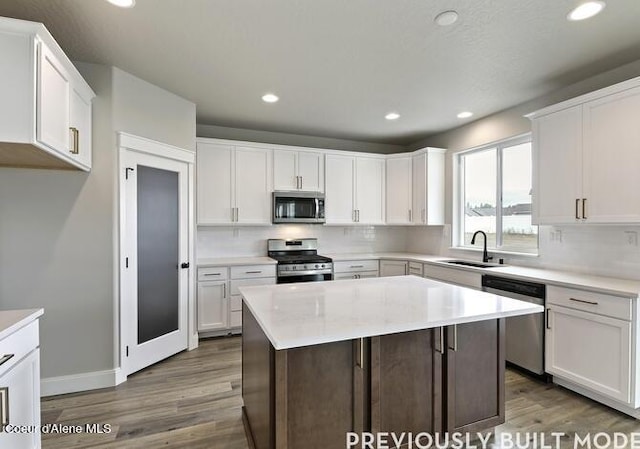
[239,275,543,350]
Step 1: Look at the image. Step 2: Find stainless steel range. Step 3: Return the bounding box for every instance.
[268,238,333,284]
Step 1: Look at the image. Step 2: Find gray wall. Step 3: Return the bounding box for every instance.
[0,64,195,381]
[197,123,405,154]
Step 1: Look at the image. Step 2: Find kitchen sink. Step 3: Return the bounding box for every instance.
[441,260,501,269]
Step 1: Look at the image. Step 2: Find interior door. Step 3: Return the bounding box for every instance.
[122,149,189,376]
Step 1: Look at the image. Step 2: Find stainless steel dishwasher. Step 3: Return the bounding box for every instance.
[482,274,546,376]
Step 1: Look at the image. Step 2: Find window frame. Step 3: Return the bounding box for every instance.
[454,133,538,255]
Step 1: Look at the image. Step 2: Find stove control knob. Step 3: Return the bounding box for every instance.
[321,264,325,268]
[315,264,319,268]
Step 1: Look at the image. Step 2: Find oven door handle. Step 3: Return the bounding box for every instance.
[277,270,333,277]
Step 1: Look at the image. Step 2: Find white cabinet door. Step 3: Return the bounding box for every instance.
[0,349,40,449]
[325,154,355,224]
[197,143,234,224]
[197,281,228,331]
[386,156,412,224]
[411,153,426,225]
[532,106,583,224]
[355,157,385,225]
[273,149,297,191]
[297,151,324,192]
[546,304,631,404]
[583,86,640,223]
[235,146,272,224]
[37,42,70,155]
[69,85,92,169]
[380,260,408,277]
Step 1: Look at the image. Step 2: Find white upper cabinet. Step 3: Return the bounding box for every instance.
[530,77,640,225]
[0,17,95,171]
[355,157,385,225]
[325,154,356,224]
[386,156,412,224]
[325,154,385,225]
[273,149,324,192]
[385,149,445,226]
[197,140,272,225]
[413,149,445,225]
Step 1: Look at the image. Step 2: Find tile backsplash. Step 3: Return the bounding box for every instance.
[197,225,409,258]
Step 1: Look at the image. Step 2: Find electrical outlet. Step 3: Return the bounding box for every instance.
[625,231,638,246]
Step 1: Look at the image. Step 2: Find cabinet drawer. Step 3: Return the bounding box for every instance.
[408,262,423,276]
[334,271,378,281]
[0,320,39,377]
[231,278,276,296]
[333,260,379,273]
[230,295,243,312]
[230,265,276,279]
[198,267,228,281]
[230,310,242,328]
[424,265,481,289]
[547,286,632,321]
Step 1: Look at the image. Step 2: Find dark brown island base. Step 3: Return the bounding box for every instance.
[239,276,542,449]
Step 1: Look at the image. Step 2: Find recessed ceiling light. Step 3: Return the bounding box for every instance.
[434,10,459,27]
[567,1,606,21]
[385,112,400,120]
[262,93,279,103]
[106,0,136,8]
[457,111,473,119]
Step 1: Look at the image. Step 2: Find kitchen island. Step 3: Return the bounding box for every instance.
[239,276,543,449]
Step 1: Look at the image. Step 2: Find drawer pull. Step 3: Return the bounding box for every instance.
[0,387,8,429]
[350,265,364,268]
[546,309,551,330]
[0,354,14,367]
[203,273,221,276]
[569,297,598,306]
[245,270,263,274]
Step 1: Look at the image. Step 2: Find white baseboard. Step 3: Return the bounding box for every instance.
[41,368,127,397]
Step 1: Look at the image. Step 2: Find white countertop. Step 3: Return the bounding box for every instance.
[328,252,640,297]
[0,309,44,341]
[239,276,543,350]
[197,256,277,267]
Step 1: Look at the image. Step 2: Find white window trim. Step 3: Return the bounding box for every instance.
[453,133,538,255]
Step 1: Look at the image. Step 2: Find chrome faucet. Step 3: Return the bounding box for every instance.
[470,230,492,263]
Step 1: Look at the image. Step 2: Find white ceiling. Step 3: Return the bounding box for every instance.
[1,0,640,145]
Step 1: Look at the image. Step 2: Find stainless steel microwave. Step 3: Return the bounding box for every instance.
[272,191,325,224]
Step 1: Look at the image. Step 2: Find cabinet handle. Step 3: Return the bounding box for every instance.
[582,198,587,220]
[353,210,356,222]
[575,199,581,219]
[300,176,303,189]
[569,297,598,306]
[69,127,79,154]
[0,387,8,429]
[435,327,444,354]
[357,338,364,368]
[204,273,221,276]
[0,354,14,367]
[546,308,551,330]
[449,325,458,351]
[350,265,364,268]
[357,210,360,222]
[245,270,262,274]
[422,209,425,223]
[223,283,226,297]
[409,209,412,222]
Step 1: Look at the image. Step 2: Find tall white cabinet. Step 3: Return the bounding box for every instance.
[385,156,413,224]
[325,154,385,225]
[529,77,640,225]
[197,140,272,225]
[0,17,94,171]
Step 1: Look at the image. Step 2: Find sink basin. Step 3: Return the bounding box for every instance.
[442,260,500,269]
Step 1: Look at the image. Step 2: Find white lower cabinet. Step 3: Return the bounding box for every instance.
[0,316,41,449]
[545,284,636,406]
[379,260,408,277]
[197,264,276,335]
[333,259,379,280]
[197,281,228,331]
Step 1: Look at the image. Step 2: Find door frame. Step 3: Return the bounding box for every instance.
[117,132,197,381]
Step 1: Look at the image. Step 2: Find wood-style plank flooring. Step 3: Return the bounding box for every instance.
[41,337,640,449]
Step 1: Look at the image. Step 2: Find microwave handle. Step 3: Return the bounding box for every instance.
[316,198,319,219]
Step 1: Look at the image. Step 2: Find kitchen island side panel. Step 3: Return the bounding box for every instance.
[242,302,275,449]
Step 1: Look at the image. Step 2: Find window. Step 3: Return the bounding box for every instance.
[457,135,538,254]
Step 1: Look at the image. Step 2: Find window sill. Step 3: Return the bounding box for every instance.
[448,246,539,258]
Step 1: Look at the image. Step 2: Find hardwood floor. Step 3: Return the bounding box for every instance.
[41,336,640,449]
